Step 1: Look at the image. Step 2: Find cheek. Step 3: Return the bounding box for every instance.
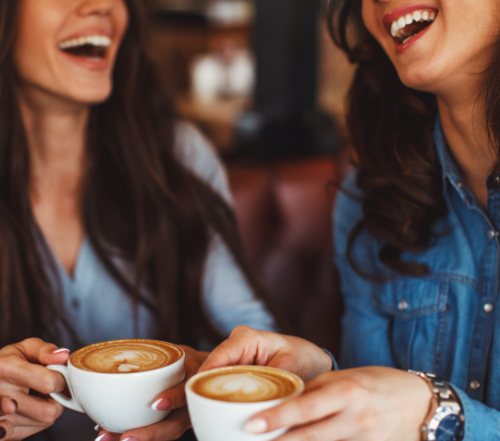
[361,1,378,40]
[117,2,130,41]
[14,2,55,82]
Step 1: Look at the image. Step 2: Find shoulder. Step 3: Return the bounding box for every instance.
[174,121,232,203]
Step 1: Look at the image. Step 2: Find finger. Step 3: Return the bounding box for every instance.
[200,326,270,372]
[245,381,344,434]
[8,338,70,366]
[13,393,63,425]
[151,384,185,412]
[94,431,119,441]
[0,419,13,440]
[0,356,66,395]
[274,412,356,441]
[151,347,205,413]
[0,397,17,416]
[120,408,191,441]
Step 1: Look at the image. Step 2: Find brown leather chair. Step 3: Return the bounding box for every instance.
[227,157,344,353]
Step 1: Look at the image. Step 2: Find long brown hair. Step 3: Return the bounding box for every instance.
[0,1,269,347]
[327,0,500,276]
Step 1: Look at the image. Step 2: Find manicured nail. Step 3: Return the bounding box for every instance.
[151,397,171,411]
[0,427,6,439]
[52,348,70,354]
[94,424,100,432]
[245,418,268,434]
[95,434,114,441]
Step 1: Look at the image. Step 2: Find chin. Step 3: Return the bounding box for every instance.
[396,65,443,94]
[70,85,114,105]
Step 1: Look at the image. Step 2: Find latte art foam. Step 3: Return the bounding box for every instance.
[71,339,182,374]
[192,366,300,402]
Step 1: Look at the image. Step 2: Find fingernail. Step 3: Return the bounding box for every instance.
[95,434,114,441]
[94,424,100,432]
[0,427,6,439]
[12,399,18,411]
[122,437,139,441]
[245,418,268,434]
[52,348,70,354]
[151,397,171,411]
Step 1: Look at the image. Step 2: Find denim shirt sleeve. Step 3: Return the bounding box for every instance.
[453,387,500,440]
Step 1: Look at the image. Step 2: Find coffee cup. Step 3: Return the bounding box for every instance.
[186,365,304,441]
[47,338,185,433]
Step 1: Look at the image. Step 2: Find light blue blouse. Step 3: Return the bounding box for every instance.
[43,123,276,441]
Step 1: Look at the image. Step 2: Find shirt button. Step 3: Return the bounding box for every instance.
[398,300,409,311]
[484,303,495,314]
[71,298,80,309]
[469,380,481,390]
[490,175,500,188]
[488,230,499,240]
[456,181,464,189]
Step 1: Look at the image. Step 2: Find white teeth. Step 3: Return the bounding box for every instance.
[390,9,437,39]
[59,35,111,50]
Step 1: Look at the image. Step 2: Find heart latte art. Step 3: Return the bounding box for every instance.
[191,366,301,402]
[71,339,182,374]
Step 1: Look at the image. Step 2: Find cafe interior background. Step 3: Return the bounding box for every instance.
[147,0,354,355]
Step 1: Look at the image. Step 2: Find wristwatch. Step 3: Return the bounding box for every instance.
[410,371,464,441]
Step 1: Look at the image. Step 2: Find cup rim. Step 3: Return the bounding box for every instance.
[68,338,185,376]
[186,365,304,405]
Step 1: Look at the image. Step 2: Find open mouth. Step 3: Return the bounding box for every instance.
[58,35,112,60]
[388,9,437,45]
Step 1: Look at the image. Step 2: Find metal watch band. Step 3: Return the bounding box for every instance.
[409,371,464,441]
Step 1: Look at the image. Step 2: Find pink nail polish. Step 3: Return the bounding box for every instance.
[52,348,70,354]
[95,434,115,441]
[245,418,268,434]
[151,397,171,411]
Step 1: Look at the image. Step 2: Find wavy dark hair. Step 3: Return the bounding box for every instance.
[0,0,271,347]
[327,0,500,276]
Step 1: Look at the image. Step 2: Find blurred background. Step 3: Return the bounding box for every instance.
[147,0,354,354]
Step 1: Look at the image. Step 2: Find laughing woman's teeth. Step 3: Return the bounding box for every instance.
[59,35,112,50]
[390,9,437,41]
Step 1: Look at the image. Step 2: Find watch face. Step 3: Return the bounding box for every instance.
[436,414,463,441]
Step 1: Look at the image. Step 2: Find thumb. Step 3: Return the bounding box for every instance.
[200,327,264,372]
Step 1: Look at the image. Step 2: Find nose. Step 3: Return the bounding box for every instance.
[77,0,118,16]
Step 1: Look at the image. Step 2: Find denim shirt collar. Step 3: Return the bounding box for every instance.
[433,119,474,207]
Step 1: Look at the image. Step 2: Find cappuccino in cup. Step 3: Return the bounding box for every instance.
[71,339,182,373]
[48,339,185,433]
[186,366,304,441]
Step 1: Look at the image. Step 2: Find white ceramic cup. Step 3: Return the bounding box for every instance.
[47,340,185,433]
[186,365,304,441]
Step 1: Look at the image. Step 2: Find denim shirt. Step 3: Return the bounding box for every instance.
[334,122,500,440]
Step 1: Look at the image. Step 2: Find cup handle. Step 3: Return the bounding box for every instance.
[46,364,85,413]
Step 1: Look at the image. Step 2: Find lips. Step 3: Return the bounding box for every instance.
[383,5,438,49]
[57,29,115,70]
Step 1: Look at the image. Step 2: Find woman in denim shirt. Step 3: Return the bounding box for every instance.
[201,0,500,440]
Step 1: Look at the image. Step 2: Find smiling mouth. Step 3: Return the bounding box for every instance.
[58,35,112,60]
[389,9,437,45]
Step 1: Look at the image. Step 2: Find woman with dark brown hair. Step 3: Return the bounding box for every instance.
[0,1,277,440]
[200,0,500,440]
